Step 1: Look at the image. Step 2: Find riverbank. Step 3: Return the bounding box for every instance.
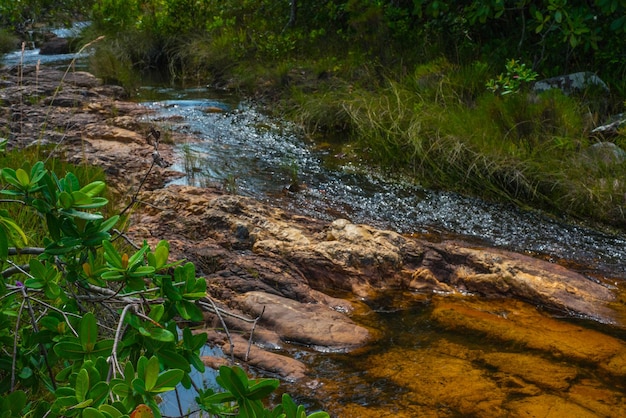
[3,64,626,416]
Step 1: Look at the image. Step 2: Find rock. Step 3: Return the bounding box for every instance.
[239,291,371,351]
[533,72,609,95]
[582,141,626,165]
[479,352,577,391]
[430,297,626,378]
[129,186,621,325]
[205,331,308,381]
[423,243,618,324]
[39,36,70,55]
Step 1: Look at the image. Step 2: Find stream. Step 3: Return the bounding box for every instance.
[136,86,626,417]
[4,46,626,416]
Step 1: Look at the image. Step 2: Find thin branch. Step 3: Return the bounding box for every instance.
[245,306,265,362]
[198,299,258,323]
[11,296,27,391]
[108,303,135,381]
[20,286,56,390]
[2,263,30,278]
[7,247,44,255]
[200,296,235,364]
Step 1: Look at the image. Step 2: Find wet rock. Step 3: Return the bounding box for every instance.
[365,346,507,417]
[206,331,307,381]
[430,297,626,378]
[39,36,70,55]
[239,291,370,351]
[130,186,621,326]
[479,352,577,391]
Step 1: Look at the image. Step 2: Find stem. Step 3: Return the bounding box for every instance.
[11,297,27,391]
[245,306,265,362]
[20,286,57,390]
[109,303,135,380]
[201,297,235,364]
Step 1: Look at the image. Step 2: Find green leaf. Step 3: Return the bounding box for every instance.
[148,304,165,322]
[111,382,131,397]
[71,191,93,206]
[23,277,45,289]
[73,398,94,409]
[217,366,248,399]
[74,196,109,209]
[144,356,160,392]
[15,168,30,187]
[83,407,106,418]
[101,271,125,281]
[128,243,150,270]
[158,349,191,372]
[99,404,125,418]
[54,341,85,360]
[58,191,74,209]
[102,241,123,269]
[151,369,184,393]
[176,300,204,321]
[76,368,90,403]
[80,312,98,352]
[99,215,119,233]
[61,208,103,220]
[88,381,110,407]
[132,378,147,396]
[201,391,237,405]
[247,378,280,400]
[0,215,28,244]
[1,168,21,188]
[307,412,330,418]
[79,181,106,197]
[128,265,156,278]
[146,327,175,343]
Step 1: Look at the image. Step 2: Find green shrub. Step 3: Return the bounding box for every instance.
[0,151,329,417]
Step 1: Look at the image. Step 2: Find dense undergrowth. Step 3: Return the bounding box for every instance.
[2,2,626,226]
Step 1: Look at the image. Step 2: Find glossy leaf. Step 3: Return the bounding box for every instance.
[79,181,106,197]
[54,341,85,360]
[158,349,191,372]
[75,368,90,403]
[80,312,98,352]
[99,404,126,418]
[83,407,106,418]
[151,369,184,393]
[143,356,160,392]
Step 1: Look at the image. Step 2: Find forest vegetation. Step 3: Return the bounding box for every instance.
[1,0,626,226]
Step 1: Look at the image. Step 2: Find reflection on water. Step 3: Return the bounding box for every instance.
[140,91,626,280]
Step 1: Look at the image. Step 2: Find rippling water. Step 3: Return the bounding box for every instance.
[139,87,626,280]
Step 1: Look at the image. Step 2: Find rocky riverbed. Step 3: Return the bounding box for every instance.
[3,65,626,416]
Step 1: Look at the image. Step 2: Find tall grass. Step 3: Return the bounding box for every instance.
[338,60,626,225]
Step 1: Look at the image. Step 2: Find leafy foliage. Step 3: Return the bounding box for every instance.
[0,158,328,417]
